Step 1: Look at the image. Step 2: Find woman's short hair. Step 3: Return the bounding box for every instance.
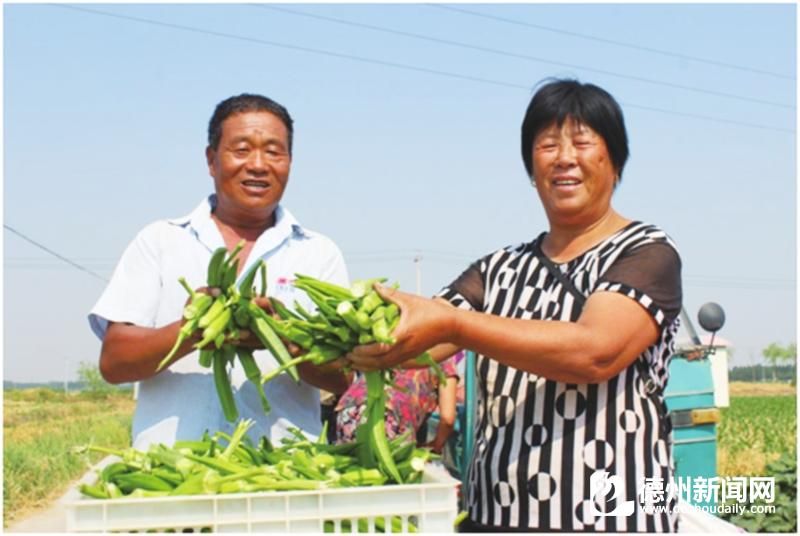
[520,79,629,181]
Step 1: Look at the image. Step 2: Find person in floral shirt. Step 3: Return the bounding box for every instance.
[335,352,461,453]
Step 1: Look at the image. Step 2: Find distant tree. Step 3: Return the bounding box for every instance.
[762,343,784,382]
[784,343,797,383]
[77,360,113,398]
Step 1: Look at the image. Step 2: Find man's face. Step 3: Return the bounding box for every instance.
[206,111,291,219]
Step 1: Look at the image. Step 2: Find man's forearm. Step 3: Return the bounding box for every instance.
[100,321,193,383]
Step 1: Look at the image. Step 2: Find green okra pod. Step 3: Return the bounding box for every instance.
[385,303,399,324]
[113,472,174,493]
[358,332,376,345]
[370,306,386,323]
[213,347,238,422]
[300,286,340,320]
[156,316,201,372]
[270,297,303,321]
[335,301,362,332]
[206,247,228,288]
[170,440,213,456]
[358,290,384,315]
[390,440,415,463]
[355,310,372,331]
[247,304,299,382]
[170,469,221,495]
[261,354,309,384]
[219,418,255,460]
[78,483,109,499]
[105,482,123,499]
[350,277,388,299]
[195,307,232,349]
[288,318,329,332]
[293,300,317,322]
[221,257,240,290]
[414,352,447,384]
[338,467,387,487]
[293,274,356,301]
[184,452,250,475]
[198,348,215,368]
[262,314,314,349]
[145,448,196,479]
[150,467,184,486]
[370,318,395,345]
[365,370,403,483]
[197,296,227,329]
[179,277,214,320]
[317,336,351,352]
[233,300,252,328]
[237,348,271,413]
[100,462,131,483]
[314,441,361,456]
[238,259,263,299]
[304,344,343,366]
[259,261,268,297]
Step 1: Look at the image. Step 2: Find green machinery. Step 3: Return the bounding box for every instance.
[663,304,727,509]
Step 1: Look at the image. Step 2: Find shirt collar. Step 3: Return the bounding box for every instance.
[168,195,309,252]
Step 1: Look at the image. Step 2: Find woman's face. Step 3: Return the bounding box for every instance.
[531,118,617,227]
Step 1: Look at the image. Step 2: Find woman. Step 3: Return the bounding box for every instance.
[347,79,682,532]
[335,355,460,453]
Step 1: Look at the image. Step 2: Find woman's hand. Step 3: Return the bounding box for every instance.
[345,285,458,371]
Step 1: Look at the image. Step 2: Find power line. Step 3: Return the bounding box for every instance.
[54,4,794,134]
[3,225,109,282]
[255,4,793,110]
[2,238,793,290]
[54,4,526,91]
[427,4,795,81]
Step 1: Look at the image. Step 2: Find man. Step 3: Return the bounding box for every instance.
[89,94,350,449]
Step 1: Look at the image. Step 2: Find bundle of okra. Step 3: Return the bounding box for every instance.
[155,241,296,421]
[159,241,445,485]
[262,274,446,484]
[75,419,434,518]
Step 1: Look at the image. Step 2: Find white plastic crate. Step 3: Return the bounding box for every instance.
[66,465,459,533]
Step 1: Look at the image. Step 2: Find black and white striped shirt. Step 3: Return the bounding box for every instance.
[440,221,682,532]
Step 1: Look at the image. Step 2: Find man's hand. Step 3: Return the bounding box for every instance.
[226,296,278,351]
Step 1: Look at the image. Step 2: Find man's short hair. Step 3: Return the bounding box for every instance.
[207,94,294,154]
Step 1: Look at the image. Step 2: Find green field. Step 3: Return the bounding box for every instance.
[3,389,135,527]
[718,394,797,477]
[3,385,796,529]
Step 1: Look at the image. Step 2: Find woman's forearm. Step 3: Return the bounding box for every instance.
[296,361,351,394]
[448,292,659,383]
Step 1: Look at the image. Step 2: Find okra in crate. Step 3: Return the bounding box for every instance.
[66,466,458,533]
[68,420,459,532]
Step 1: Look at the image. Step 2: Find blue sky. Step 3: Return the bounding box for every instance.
[3,3,796,382]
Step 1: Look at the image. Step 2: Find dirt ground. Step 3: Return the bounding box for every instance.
[728,381,796,396]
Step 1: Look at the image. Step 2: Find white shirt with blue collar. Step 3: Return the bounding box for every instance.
[89,195,349,450]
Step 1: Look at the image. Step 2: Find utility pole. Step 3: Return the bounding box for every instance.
[64,358,69,394]
[414,254,422,295]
